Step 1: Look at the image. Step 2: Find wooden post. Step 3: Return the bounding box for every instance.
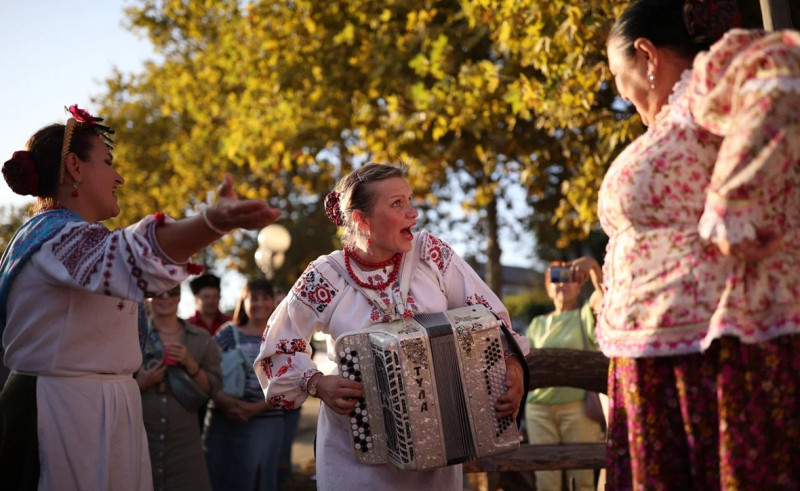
[760,0,794,31]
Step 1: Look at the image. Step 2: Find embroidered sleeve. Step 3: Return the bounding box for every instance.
[291,262,339,316]
[35,214,189,300]
[254,258,339,409]
[689,29,800,244]
[428,233,530,357]
[420,231,455,276]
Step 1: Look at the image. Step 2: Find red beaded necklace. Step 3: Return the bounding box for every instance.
[344,248,403,290]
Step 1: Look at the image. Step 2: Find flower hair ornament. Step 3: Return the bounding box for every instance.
[683,0,740,45]
[2,150,40,196]
[324,190,345,226]
[59,104,115,184]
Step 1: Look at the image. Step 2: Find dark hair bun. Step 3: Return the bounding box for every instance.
[324,191,344,226]
[683,0,740,45]
[2,151,40,196]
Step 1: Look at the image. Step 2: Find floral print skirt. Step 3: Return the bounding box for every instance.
[606,334,800,490]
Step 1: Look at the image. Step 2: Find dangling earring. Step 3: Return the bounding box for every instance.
[71,181,79,198]
[366,231,372,245]
[648,71,655,90]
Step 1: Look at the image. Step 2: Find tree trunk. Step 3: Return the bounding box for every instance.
[485,196,503,296]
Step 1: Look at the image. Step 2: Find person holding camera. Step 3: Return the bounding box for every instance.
[137,284,221,491]
[524,257,604,491]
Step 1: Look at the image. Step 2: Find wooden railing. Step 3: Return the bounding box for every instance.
[463,348,610,488]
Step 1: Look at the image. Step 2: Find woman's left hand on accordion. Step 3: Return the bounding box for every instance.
[314,374,364,415]
[494,356,525,419]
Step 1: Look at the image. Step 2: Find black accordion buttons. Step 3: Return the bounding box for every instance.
[341,348,373,452]
[482,337,514,438]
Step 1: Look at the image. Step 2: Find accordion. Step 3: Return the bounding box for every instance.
[334,305,519,471]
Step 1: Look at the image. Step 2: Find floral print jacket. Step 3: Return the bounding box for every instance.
[598,29,800,358]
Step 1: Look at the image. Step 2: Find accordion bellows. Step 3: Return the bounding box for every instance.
[334,305,519,471]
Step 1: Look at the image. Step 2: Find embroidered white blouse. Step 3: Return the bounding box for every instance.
[254,230,528,490]
[598,29,800,358]
[3,214,190,491]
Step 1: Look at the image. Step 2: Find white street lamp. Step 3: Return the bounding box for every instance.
[255,224,292,279]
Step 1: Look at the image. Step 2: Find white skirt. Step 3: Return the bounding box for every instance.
[36,374,152,491]
[314,401,461,491]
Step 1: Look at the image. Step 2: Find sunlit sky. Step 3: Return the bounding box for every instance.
[0,0,228,314]
[1,1,538,313]
[0,0,152,208]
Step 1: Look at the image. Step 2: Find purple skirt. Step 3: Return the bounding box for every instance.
[607,334,800,490]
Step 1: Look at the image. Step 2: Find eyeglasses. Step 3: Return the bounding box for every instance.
[155,287,181,299]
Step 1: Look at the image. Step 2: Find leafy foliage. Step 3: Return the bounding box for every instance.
[0,204,34,256]
[96,0,644,287]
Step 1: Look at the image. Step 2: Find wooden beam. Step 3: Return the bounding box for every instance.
[463,443,606,472]
[526,348,610,394]
[760,0,794,30]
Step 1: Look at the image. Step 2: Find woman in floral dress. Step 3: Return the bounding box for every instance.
[600,0,800,488]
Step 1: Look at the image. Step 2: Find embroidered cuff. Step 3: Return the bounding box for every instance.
[300,368,322,393]
[145,214,187,266]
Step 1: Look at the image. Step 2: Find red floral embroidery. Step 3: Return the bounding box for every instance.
[292,264,338,315]
[260,357,274,379]
[273,358,294,378]
[268,394,296,410]
[276,338,308,355]
[422,233,454,273]
[310,284,332,304]
[465,293,492,311]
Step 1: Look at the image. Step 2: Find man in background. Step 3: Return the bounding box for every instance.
[187,274,231,337]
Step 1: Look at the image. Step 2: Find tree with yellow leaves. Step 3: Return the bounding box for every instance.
[98,0,638,292]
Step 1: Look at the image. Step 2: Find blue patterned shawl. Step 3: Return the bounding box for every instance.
[0,209,83,337]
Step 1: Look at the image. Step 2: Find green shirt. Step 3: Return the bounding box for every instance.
[525,302,599,405]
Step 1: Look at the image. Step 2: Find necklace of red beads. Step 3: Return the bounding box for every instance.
[344,248,403,290]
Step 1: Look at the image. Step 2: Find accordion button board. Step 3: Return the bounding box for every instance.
[334,305,520,471]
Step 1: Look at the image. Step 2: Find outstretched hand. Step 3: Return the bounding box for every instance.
[207,174,282,231]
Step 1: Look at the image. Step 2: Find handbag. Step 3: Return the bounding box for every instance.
[146,327,210,412]
[578,311,606,429]
[220,324,249,398]
[167,365,211,412]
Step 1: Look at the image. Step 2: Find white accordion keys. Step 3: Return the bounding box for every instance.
[334,305,520,470]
